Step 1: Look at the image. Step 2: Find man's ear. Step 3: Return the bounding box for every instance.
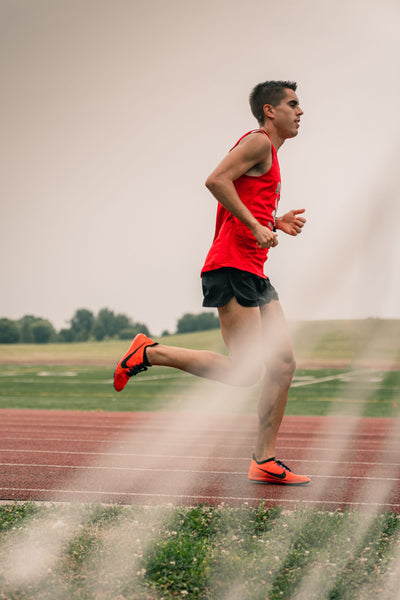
[263,104,275,120]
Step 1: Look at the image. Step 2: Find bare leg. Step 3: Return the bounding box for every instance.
[148,297,294,457]
[254,300,296,461]
[217,296,264,384]
[146,344,233,383]
[146,297,264,386]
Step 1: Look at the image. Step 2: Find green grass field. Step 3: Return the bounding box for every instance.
[0,319,399,417]
[1,319,399,366]
[1,364,399,418]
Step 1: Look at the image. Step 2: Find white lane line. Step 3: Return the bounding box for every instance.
[0,487,398,508]
[2,369,385,384]
[1,445,398,455]
[1,374,184,383]
[1,436,398,448]
[291,373,349,387]
[290,370,375,388]
[1,440,398,451]
[1,432,398,442]
[1,463,399,482]
[1,423,398,434]
[0,455,399,467]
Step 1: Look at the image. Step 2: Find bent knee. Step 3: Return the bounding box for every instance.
[268,353,296,382]
[286,355,296,378]
[234,355,296,388]
[231,361,264,387]
[243,365,264,387]
[281,353,296,378]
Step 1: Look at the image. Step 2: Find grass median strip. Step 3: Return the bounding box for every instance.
[0,502,399,600]
[0,365,399,417]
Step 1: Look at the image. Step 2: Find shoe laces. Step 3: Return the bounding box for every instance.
[127,364,148,377]
[275,459,292,472]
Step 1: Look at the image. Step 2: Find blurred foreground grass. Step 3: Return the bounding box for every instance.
[0,502,399,600]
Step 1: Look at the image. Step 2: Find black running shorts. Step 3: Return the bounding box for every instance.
[201,267,279,308]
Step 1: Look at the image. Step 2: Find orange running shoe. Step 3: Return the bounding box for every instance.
[248,454,310,485]
[113,333,158,392]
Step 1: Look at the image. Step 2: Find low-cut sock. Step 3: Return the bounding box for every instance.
[143,342,159,367]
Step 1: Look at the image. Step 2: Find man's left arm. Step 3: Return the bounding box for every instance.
[275,208,306,236]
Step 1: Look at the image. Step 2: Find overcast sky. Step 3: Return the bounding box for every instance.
[1,0,400,336]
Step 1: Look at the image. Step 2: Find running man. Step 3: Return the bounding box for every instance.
[114,80,310,485]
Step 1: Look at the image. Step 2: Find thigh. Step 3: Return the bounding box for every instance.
[260,300,295,363]
[218,296,263,358]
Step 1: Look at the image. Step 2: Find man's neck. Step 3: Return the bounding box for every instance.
[260,125,285,152]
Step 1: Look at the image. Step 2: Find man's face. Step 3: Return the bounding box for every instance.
[266,88,303,139]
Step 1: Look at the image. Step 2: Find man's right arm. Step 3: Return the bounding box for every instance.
[205,134,278,249]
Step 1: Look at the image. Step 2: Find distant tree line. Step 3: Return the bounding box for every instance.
[0,309,219,344]
[0,315,57,344]
[175,312,219,334]
[0,309,149,344]
[59,308,151,342]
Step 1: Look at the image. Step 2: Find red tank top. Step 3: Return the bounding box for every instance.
[201,130,281,278]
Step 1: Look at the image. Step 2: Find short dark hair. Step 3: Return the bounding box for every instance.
[249,81,297,125]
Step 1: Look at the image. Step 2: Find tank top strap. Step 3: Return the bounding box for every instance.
[230,129,271,151]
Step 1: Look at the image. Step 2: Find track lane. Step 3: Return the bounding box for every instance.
[0,409,399,511]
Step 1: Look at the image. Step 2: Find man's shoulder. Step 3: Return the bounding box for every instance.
[233,129,271,152]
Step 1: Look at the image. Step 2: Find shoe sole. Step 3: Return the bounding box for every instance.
[249,478,310,486]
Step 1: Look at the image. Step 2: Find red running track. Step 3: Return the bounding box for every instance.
[0,409,399,511]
